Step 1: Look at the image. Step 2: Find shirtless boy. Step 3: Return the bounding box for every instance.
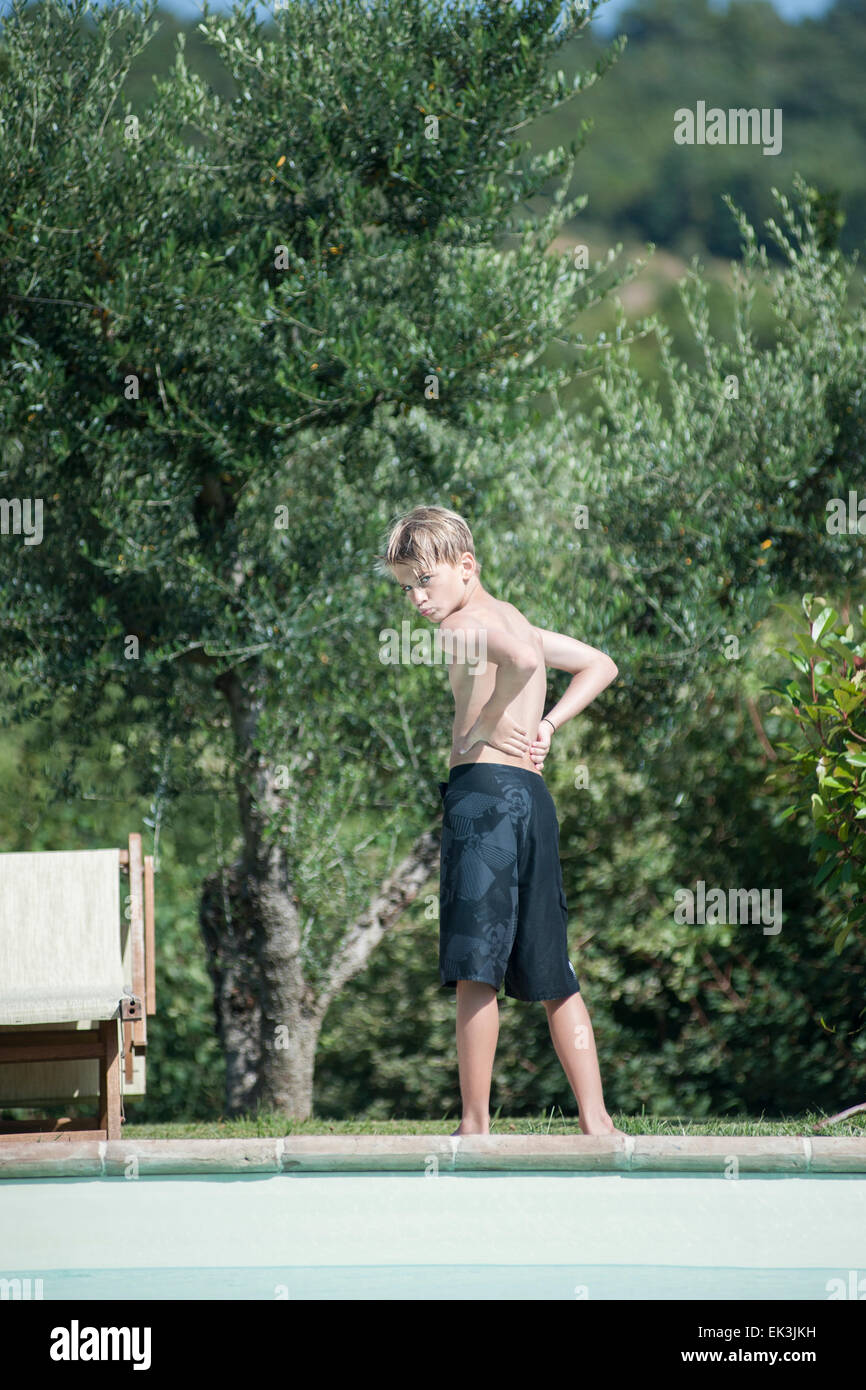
[382,505,622,1138]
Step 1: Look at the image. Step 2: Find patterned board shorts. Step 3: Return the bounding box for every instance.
[438,762,581,1003]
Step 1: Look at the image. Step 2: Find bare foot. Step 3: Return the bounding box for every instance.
[579,1114,626,1138]
[450,1122,491,1136]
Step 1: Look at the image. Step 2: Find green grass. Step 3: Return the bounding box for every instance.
[116,1107,866,1139]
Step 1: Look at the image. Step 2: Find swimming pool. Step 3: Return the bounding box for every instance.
[2,1136,865,1300]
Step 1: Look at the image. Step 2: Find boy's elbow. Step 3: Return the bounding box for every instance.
[562,654,617,681]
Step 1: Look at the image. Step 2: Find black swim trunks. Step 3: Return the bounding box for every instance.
[438,762,581,1003]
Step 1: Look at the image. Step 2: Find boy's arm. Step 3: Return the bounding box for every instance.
[534,626,618,731]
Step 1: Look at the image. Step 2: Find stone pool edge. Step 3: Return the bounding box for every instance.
[0,1134,865,1179]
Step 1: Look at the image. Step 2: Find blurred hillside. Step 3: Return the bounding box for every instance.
[94,0,864,266]
[68,0,863,381]
[556,0,863,261]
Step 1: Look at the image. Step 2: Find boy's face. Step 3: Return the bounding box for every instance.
[391,553,475,622]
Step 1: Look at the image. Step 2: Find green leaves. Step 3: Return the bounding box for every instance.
[769,597,866,952]
[810,605,837,642]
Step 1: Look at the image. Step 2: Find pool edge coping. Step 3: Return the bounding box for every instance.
[1,1134,865,1178]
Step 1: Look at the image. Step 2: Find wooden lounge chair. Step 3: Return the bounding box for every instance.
[0,833,156,1141]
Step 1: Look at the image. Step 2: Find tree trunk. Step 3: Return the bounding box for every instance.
[200,664,441,1120]
[199,850,323,1119]
[199,861,262,1114]
[255,843,323,1118]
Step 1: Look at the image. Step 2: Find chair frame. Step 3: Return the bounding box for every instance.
[0,833,156,1142]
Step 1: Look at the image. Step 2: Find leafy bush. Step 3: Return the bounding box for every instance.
[767,596,866,952]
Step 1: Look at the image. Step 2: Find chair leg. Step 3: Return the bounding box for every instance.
[99,1019,121,1140]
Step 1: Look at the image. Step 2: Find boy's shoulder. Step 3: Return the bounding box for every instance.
[440,595,528,631]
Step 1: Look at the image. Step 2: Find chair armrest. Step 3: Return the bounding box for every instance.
[127,834,146,1046]
[144,854,156,1015]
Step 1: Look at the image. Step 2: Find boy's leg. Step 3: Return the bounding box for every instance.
[452,979,499,1135]
[543,991,623,1136]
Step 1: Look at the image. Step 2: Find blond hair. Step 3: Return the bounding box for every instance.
[375,505,479,579]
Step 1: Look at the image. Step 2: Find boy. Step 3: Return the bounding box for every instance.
[382,505,623,1138]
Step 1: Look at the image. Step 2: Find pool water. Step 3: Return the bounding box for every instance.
[2,1263,856,1300]
[2,1171,864,1300]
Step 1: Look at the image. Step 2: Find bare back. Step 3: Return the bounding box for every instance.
[447,594,546,774]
